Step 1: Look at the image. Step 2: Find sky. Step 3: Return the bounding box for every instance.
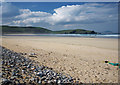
[1,2,119,33]
[2,0,120,2]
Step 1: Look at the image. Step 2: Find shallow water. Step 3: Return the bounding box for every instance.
[3,34,120,39]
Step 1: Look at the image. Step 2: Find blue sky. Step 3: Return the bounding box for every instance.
[1,2,118,33]
[11,2,85,13]
[3,0,120,2]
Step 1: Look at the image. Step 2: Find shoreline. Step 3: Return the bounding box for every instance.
[2,33,119,39]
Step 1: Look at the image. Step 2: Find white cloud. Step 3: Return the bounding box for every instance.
[49,5,88,25]
[49,3,117,25]
[2,2,118,32]
[12,8,52,27]
[16,9,51,19]
[12,3,117,26]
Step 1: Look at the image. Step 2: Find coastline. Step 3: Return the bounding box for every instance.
[1,36,119,83]
[2,33,119,39]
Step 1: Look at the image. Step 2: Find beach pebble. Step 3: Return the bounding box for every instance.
[1,46,74,84]
[57,80,61,83]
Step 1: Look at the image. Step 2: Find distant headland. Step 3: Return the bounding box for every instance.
[1,25,99,34]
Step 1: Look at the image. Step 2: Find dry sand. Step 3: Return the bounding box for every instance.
[1,36,119,83]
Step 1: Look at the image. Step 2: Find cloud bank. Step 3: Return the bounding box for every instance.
[1,2,118,32]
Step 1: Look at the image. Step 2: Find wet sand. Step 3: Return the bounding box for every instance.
[2,36,119,83]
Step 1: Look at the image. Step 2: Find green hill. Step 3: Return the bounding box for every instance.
[54,29,97,34]
[1,25,98,34]
[2,25,52,34]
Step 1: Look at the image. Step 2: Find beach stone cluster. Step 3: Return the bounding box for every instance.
[1,46,74,85]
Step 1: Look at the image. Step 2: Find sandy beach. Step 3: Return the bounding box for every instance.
[1,36,119,83]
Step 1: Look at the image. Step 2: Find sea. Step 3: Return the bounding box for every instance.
[3,34,120,39]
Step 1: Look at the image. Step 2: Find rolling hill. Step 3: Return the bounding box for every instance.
[1,25,98,34]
